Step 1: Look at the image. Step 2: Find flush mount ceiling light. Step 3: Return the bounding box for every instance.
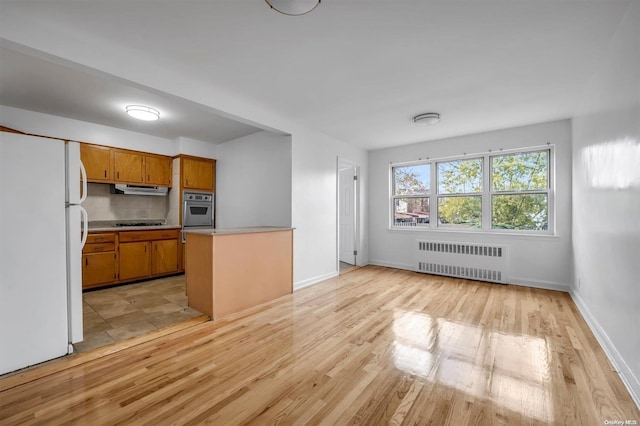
[125,105,160,121]
[413,112,441,127]
[265,0,321,16]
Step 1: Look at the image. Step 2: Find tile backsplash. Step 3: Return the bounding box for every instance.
[83,183,170,221]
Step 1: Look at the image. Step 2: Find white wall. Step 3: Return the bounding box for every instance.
[368,119,573,290]
[571,1,640,405]
[216,131,292,229]
[176,136,218,159]
[291,127,368,289]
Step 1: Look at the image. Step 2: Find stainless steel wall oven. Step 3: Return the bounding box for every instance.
[182,191,214,228]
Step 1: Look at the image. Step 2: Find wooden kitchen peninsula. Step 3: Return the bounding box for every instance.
[184,227,293,319]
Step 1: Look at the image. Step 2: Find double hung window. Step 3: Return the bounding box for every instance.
[437,158,483,229]
[490,150,549,231]
[392,164,431,228]
[390,147,552,233]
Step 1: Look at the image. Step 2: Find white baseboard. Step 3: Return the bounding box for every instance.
[294,271,338,291]
[367,260,414,271]
[508,276,570,292]
[570,289,640,408]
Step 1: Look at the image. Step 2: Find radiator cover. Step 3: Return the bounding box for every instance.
[415,240,509,284]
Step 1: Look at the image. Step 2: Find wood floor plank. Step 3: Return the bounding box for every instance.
[1,266,638,425]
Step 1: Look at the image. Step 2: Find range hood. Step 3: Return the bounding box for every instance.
[111,184,169,196]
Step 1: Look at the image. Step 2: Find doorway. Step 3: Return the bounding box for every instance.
[337,158,360,274]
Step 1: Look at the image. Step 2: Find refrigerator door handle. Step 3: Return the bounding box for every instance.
[79,160,88,204]
[80,206,88,249]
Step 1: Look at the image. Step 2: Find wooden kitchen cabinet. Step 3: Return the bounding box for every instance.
[83,229,180,290]
[81,143,112,182]
[119,229,179,281]
[182,157,215,191]
[119,241,151,280]
[152,239,178,275]
[82,232,118,289]
[83,252,118,288]
[145,155,172,187]
[80,143,173,187]
[113,150,145,184]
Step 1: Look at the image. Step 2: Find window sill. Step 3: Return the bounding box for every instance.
[388,227,559,239]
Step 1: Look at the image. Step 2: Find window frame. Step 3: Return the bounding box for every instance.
[436,156,484,230]
[489,149,552,232]
[389,145,555,235]
[390,163,432,229]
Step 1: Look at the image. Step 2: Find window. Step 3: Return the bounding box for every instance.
[491,150,549,231]
[437,158,482,229]
[390,147,553,233]
[391,164,430,228]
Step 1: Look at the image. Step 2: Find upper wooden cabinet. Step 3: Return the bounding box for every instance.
[80,143,172,187]
[145,155,172,186]
[182,157,216,191]
[113,150,145,184]
[81,144,112,182]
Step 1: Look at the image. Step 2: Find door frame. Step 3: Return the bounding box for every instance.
[336,157,360,272]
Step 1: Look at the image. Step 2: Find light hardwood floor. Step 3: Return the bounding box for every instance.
[1,266,638,425]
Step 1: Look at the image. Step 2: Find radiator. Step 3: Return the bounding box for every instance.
[415,240,509,284]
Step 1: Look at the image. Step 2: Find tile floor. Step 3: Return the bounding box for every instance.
[75,275,204,353]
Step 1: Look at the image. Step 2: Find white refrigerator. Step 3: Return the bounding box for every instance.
[0,132,88,375]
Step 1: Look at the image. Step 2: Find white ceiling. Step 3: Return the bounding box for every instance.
[0,45,265,144]
[0,1,631,150]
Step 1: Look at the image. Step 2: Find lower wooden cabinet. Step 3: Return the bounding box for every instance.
[82,232,118,289]
[152,239,178,275]
[83,229,181,290]
[119,241,151,281]
[83,252,118,288]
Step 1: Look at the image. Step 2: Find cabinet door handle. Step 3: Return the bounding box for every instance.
[144,245,147,253]
[85,258,88,266]
[104,170,107,178]
[117,171,120,179]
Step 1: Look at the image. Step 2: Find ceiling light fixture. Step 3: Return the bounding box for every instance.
[265,0,321,16]
[413,113,440,127]
[125,105,160,121]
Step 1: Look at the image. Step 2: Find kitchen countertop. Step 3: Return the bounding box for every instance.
[87,220,181,232]
[88,224,181,232]
[183,226,294,236]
